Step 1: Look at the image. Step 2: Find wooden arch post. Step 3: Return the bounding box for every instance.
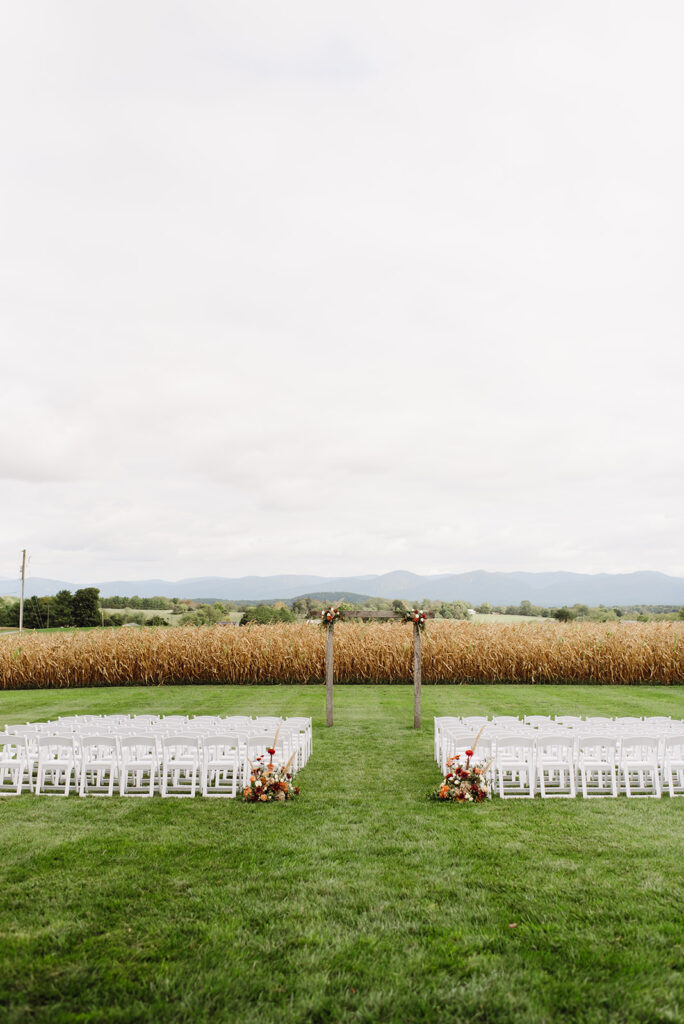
[413,622,421,730]
[401,609,432,730]
[326,621,334,727]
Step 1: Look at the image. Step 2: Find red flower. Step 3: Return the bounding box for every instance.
[465,749,474,757]
[267,747,276,756]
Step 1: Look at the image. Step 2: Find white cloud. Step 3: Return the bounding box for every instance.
[0,1,682,582]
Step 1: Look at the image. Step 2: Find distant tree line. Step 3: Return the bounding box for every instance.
[101,595,182,610]
[2,591,683,631]
[0,588,101,628]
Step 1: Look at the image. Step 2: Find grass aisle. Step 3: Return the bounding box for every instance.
[1,685,683,1024]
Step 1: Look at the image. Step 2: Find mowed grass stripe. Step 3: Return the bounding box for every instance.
[0,685,683,1024]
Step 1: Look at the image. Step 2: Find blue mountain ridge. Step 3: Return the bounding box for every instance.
[2,570,684,606]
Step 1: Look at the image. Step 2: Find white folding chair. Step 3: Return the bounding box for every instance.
[201,734,240,798]
[495,736,536,798]
[35,735,76,795]
[286,718,312,760]
[118,735,159,797]
[440,733,476,774]
[0,737,28,796]
[554,716,584,729]
[252,717,282,730]
[461,716,490,729]
[662,735,684,797]
[4,726,39,789]
[160,736,201,797]
[433,718,462,763]
[619,736,661,798]
[130,716,161,730]
[578,736,618,798]
[79,735,118,797]
[535,735,576,798]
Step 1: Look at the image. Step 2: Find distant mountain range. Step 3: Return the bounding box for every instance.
[2,570,684,607]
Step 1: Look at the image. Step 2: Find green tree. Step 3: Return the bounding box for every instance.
[72,588,101,627]
[476,602,492,615]
[51,589,75,627]
[554,606,575,622]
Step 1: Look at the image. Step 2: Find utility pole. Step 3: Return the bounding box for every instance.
[18,549,26,634]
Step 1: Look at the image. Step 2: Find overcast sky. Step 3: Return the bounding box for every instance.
[1,1,683,585]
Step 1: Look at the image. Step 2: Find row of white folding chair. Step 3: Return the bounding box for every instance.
[0,733,243,798]
[440,731,684,799]
[2,713,312,780]
[0,719,310,795]
[434,715,684,766]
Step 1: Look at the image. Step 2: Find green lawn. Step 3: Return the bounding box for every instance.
[1,685,683,1024]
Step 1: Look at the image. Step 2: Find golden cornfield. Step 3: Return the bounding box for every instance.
[0,620,682,688]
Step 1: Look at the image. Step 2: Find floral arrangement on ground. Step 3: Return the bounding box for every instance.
[243,737,299,802]
[430,745,492,803]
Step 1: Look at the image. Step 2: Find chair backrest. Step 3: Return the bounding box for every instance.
[491,716,521,727]
[252,717,282,731]
[619,735,659,761]
[203,734,240,759]
[162,735,200,756]
[536,735,575,759]
[663,735,684,760]
[130,716,160,727]
[37,735,74,758]
[284,717,312,730]
[80,735,118,759]
[495,735,535,759]
[118,735,158,759]
[524,716,553,728]
[578,735,617,759]
[0,737,26,760]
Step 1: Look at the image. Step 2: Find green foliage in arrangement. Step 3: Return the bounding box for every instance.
[0,684,682,1024]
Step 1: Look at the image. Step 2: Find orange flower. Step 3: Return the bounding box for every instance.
[259,794,268,802]
[249,775,256,783]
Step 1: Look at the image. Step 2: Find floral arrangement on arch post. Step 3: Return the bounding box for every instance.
[243,727,300,803]
[403,609,427,629]
[321,606,342,626]
[431,726,493,803]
